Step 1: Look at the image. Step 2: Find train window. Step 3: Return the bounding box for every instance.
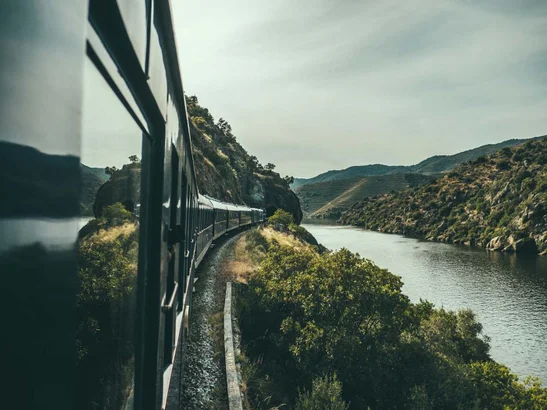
[76,56,145,410]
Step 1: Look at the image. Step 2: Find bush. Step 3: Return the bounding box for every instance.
[496,160,510,170]
[267,209,294,229]
[295,374,349,410]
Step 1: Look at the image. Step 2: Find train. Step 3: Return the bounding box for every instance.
[196,195,266,267]
[0,2,265,410]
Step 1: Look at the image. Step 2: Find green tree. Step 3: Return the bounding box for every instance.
[267,209,293,229]
[105,166,118,177]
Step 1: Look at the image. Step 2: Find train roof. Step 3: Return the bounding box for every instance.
[198,194,214,208]
[202,195,263,213]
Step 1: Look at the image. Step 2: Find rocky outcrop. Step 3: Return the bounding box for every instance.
[93,163,141,217]
[341,137,547,255]
[187,97,302,223]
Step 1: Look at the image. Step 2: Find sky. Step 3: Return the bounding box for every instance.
[172,0,547,178]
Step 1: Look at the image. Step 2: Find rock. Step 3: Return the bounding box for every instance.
[487,236,505,251]
[502,236,537,254]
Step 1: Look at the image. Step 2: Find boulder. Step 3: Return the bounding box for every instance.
[486,236,504,251]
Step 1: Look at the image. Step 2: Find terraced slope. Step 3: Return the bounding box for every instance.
[296,173,433,219]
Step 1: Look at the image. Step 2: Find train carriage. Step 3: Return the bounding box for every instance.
[209,197,229,239]
[239,205,253,227]
[196,195,214,267]
[226,203,241,232]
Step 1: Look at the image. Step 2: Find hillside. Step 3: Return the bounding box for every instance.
[86,97,302,223]
[0,141,80,218]
[340,137,547,255]
[292,137,537,189]
[186,96,302,223]
[296,173,433,219]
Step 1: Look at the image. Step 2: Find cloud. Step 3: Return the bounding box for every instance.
[173,0,547,177]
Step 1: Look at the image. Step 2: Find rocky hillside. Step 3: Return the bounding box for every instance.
[186,96,301,223]
[86,96,302,223]
[340,137,547,255]
[293,137,537,190]
[296,173,433,219]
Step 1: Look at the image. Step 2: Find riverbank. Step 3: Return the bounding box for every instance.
[304,222,547,384]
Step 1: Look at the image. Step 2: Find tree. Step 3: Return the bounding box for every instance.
[265,163,276,171]
[105,166,118,177]
[217,117,233,137]
[248,155,260,171]
[128,155,139,163]
[284,175,295,185]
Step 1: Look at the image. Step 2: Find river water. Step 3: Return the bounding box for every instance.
[303,222,547,383]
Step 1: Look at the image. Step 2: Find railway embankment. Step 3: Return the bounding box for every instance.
[230,210,547,409]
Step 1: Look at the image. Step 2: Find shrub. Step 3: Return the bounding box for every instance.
[295,374,349,410]
[267,209,294,229]
[496,160,510,170]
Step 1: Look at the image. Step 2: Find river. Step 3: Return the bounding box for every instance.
[303,221,547,383]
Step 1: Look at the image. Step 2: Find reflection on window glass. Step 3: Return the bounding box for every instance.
[76,57,144,410]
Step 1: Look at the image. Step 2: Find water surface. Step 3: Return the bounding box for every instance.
[303,222,547,383]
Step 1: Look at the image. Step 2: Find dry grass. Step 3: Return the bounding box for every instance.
[95,223,136,242]
[226,234,259,283]
[261,226,309,251]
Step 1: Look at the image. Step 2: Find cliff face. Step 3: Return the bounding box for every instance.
[186,96,302,223]
[90,97,302,223]
[340,137,547,255]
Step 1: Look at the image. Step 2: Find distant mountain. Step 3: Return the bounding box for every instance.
[340,137,547,255]
[81,164,108,182]
[292,137,539,189]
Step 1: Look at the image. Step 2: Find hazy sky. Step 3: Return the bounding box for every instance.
[172,0,547,178]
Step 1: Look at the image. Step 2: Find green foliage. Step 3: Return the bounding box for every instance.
[496,159,510,170]
[76,203,138,409]
[268,208,294,228]
[239,242,547,409]
[295,374,350,410]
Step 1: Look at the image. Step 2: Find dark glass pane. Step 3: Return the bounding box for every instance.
[76,57,144,410]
